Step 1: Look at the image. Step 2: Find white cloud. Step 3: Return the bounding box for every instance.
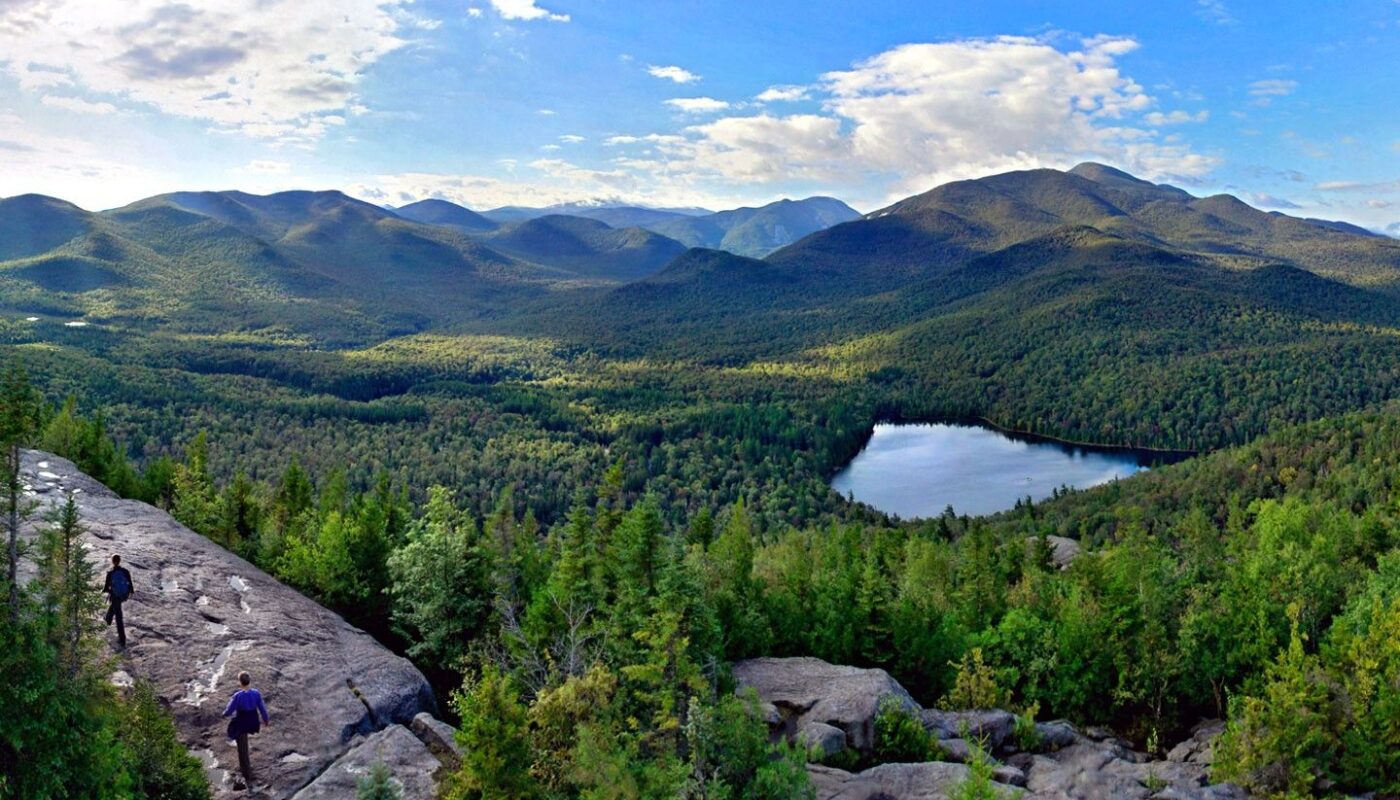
[1248,79,1298,96]
[467,7,483,17]
[570,35,1218,206]
[1317,179,1400,192]
[0,111,151,208]
[1196,0,1236,25]
[664,97,731,114]
[1143,109,1209,125]
[755,85,809,102]
[558,134,585,143]
[1249,192,1301,209]
[537,108,556,115]
[647,65,700,84]
[489,0,568,22]
[0,0,420,142]
[40,94,118,114]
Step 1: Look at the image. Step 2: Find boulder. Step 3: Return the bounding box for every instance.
[1026,535,1081,569]
[1019,742,1248,800]
[734,657,918,754]
[17,452,446,799]
[809,762,1024,799]
[1032,721,1083,751]
[1166,720,1225,765]
[410,711,463,770]
[922,709,1018,749]
[289,724,440,800]
[798,721,849,758]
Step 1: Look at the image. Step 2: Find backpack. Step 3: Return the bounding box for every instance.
[110,569,132,602]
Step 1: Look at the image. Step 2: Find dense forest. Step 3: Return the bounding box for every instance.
[4,164,1400,798]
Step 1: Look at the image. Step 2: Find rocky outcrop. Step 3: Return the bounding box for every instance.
[809,762,1023,799]
[18,452,457,799]
[735,657,1247,800]
[733,657,919,754]
[289,725,442,800]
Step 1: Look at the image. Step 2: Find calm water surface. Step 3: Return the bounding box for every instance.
[831,422,1178,519]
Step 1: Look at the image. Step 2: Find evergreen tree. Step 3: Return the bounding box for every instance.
[0,362,36,621]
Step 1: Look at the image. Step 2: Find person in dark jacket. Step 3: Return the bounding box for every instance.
[102,554,133,648]
[222,671,271,790]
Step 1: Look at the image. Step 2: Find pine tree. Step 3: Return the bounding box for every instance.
[1,362,37,621]
[37,493,102,677]
[356,761,402,800]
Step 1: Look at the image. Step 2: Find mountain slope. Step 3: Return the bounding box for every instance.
[481,214,687,282]
[394,199,499,233]
[651,196,861,257]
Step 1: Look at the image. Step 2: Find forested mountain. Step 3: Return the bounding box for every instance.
[480,202,710,228]
[469,197,859,257]
[479,213,687,281]
[650,196,861,257]
[393,198,500,233]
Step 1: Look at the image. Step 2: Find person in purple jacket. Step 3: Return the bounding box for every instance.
[222,671,270,790]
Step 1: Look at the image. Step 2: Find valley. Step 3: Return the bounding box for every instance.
[6,162,1400,799]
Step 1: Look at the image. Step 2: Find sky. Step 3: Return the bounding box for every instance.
[0,0,1398,233]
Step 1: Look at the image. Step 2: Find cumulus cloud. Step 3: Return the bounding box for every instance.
[620,35,1214,202]
[489,0,569,22]
[40,95,118,114]
[755,85,809,102]
[664,97,731,113]
[0,0,418,142]
[558,134,585,143]
[647,65,700,84]
[361,34,1220,212]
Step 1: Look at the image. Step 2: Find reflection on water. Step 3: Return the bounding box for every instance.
[831,422,1181,519]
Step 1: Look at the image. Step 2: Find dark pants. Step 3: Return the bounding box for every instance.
[235,734,253,783]
[105,600,126,646]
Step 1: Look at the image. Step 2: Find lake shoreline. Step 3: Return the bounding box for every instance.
[831,420,1188,519]
[885,414,1199,461]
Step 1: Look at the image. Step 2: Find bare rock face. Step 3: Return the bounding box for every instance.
[18,452,451,799]
[808,762,1023,800]
[289,725,442,800]
[733,657,919,754]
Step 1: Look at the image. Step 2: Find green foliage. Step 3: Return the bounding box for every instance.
[449,666,539,800]
[357,761,402,800]
[1214,604,1335,797]
[116,682,211,800]
[872,696,939,764]
[946,648,1007,711]
[389,487,493,672]
[950,736,1000,800]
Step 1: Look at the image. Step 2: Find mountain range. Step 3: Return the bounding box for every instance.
[4,164,1399,369]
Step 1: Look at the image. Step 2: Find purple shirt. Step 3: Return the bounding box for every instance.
[222,688,269,723]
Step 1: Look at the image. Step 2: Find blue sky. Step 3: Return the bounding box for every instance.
[0,0,1397,232]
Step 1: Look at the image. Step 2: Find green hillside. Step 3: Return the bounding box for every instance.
[480,214,687,282]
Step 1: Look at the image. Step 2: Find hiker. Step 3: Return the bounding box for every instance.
[102,554,133,648]
[223,671,271,790]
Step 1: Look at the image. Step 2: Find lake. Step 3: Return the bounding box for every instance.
[831,422,1184,519]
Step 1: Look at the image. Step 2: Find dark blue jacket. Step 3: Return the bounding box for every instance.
[223,688,269,739]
